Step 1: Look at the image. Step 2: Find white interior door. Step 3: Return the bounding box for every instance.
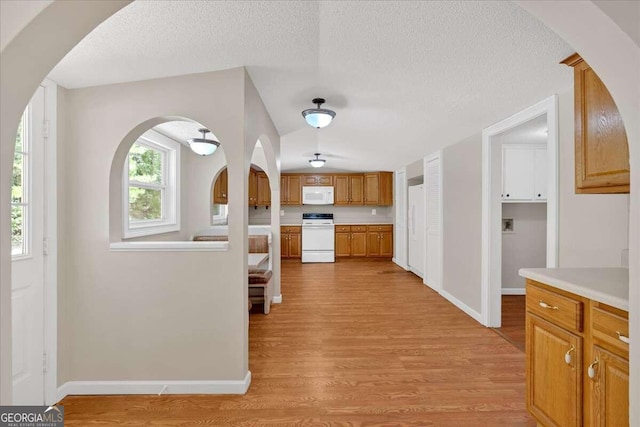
[425,155,442,291]
[408,185,424,277]
[394,169,407,269]
[11,86,45,405]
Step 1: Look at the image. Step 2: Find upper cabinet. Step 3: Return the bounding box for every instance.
[502,145,547,202]
[212,167,271,207]
[248,168,258,207]
[256,171,271,207]
[364,172,393,206]
[212,168,228,204]
[562,53,630,194]
[303,175,333,186]
[281,174,302,205]
[334,174,364,206]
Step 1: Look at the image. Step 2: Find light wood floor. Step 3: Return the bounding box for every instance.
[61,260,535,426]
[493,296,527,352]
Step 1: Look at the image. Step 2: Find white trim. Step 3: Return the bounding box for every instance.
[481,95,559,327]
[56,372,251,402]
[502,288,526,295]
[439,288,483,325]
[393,167,408,270]
[42,79,58,405]
[423,151,443,293]
[272,294,283,304]
[109,241,229,252]
[122,130,180,239]
[408,267,424,279]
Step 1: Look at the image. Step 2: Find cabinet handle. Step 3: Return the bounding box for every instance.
[506,194,510,197]
[537,194,542,197]
[588,358,599,379]
[564,345,575,365]
[539,300,559,310]
[616,331,630,344]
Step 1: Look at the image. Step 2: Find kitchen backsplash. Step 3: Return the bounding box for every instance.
[249,205,394,225]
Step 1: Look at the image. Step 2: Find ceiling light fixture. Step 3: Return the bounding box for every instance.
[187,128,220,156]
[309,153,326,168]
[302,98,336,128]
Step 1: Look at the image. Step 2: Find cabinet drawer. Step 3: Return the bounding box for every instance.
[367,225,393,232]
[526,282,583,332]
[351,225,367,232]
[335,225,351,232]
[592,306,629,356]
[281,226,301,234]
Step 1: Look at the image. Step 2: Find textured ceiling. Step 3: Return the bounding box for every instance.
[49,1,574,172]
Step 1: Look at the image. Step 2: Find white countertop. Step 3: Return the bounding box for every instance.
[519,268,629,311]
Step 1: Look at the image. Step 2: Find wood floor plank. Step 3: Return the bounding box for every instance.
[61,259,535,426]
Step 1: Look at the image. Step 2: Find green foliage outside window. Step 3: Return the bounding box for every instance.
[11,117,25,254]
[128,142,164,221]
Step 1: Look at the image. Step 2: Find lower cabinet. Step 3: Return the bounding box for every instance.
[366,225,393,257]
[525,280,629,427]
[281,226,301,259]
[335,225,367,257]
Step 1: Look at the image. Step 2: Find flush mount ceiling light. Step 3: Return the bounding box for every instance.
[309,153,326,168]
[188,128,220,156]
[302,98,336,129]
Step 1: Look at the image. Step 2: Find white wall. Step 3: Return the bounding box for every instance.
[502,203,547,291]
[442,134,483,313]
[251,205,393,225]
[56,67,276,385]
[557,89,630,266]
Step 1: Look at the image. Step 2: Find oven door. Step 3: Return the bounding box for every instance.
[302,224,335,251]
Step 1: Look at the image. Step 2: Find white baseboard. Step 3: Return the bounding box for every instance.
[408,267,424,279]
[439,288,483,325]
[57,371,251,402]
[272,294,282,304]
[502,288,526,295]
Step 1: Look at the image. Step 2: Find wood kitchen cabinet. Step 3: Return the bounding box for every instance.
[335,225,367,257]
[281,226,301,259]
[562,53,630,194]
[334,175,364,205]
[212,168,228,204]
[281,174,302,205]
[364,172,393,206]
[256,171,271,206]
[366,225,393,257]
[525,279,630,427]
[303,175,333,186]
[248,168,258,207]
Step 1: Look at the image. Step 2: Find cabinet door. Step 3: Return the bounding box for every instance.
[351,232,367,257]
[335,232,351,257]
[378,172,393,206]
[334,176,350,205]
[213,168,228,204]
[350,175,364,205]
[573,60,629,193]
[364,173,380,205]
[534,148,547,200]
[366,232,381,256]
[280,234,289,258]
[287,176,302,205]
[280,176,288,205]
[288,233,302,258]
[257,172,271,206]
[379,230,393,257]
[503,147,534,201]
[526,313,582,427]
[590,345,629,427]
[248,169,258,206]
[303,175,320,186]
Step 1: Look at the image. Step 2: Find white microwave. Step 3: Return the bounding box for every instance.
[302,186,334,205]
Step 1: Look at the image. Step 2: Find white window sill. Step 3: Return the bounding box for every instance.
[123,223,180,239]
[110,241,229,252]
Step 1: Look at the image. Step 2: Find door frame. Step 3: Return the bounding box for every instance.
[393,167,408,270]
[481,95,559,327]
[423,151,443,292]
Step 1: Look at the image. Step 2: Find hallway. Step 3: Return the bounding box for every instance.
[62,260,535,425]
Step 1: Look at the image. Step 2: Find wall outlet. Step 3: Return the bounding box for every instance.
[280,210,285,217]
[372,209,376,215]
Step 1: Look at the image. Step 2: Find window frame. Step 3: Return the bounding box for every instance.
[211,203,228,225]
[11,107,31,259]
[122,129,180,238]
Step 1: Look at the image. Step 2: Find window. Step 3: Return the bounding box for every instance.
[211,203,228,225]
[123,130,180,238]
[11,109,29,258]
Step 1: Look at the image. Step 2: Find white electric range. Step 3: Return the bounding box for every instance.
[301,213,335,263]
